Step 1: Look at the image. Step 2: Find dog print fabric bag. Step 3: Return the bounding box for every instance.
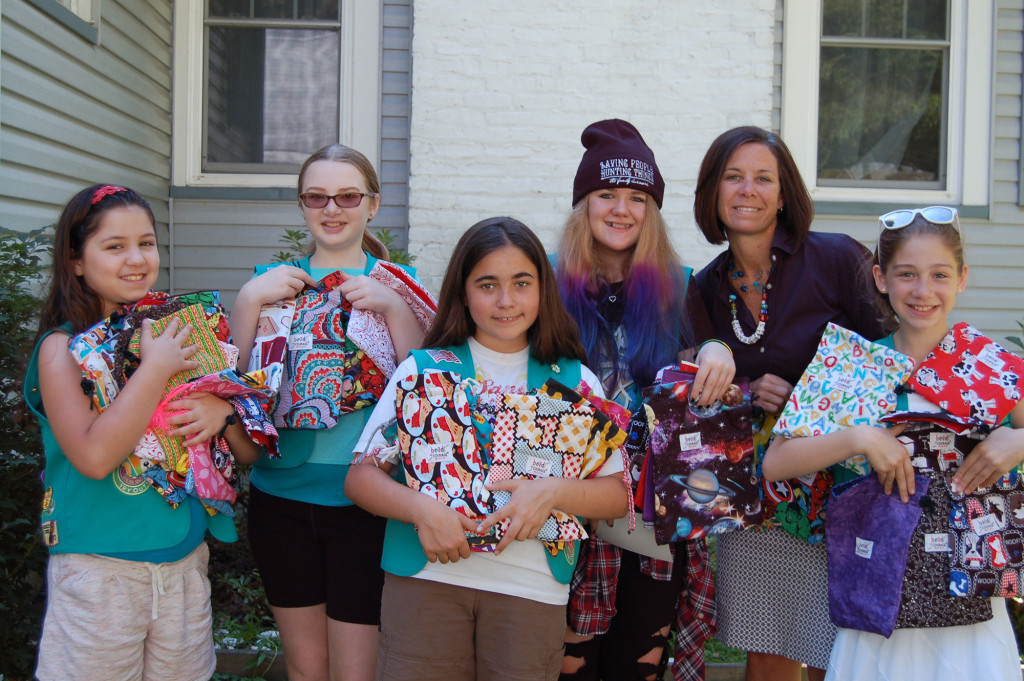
[908,322,1024,430]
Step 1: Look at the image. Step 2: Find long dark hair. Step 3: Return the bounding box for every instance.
[694,126,814,249]
[424,217,587,365]
[38,185,156,336]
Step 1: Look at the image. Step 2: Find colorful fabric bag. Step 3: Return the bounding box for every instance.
[486,382,625,546]
[751,409,835,544]
[908,322,1024,430]
[395,368,496,550]
[774,323,915,474]
[894,422,993,627]
[643,371,760,543]
[826,474,931,637]
[274,270,388,429]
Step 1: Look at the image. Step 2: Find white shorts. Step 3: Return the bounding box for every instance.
[36,542,215,681]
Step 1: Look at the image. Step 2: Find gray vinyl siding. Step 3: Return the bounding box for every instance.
[169,0,414,309]
[0,0,173,286]
[773,0,1024,342]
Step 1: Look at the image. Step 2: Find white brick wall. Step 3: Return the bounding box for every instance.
[407,0,777,293]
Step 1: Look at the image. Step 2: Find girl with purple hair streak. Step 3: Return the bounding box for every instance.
[555,119,735,681]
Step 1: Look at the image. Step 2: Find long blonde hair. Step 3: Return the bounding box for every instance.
[555,193,691,391]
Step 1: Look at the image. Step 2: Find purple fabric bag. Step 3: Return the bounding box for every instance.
[826,474,931,638]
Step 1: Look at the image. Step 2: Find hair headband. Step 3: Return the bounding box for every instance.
[91,185,128,205]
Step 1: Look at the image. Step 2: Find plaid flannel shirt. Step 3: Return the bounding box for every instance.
[567,536,716,681]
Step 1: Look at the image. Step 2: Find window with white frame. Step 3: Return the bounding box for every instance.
[172,1,381,187]
[54,0,96,23]
[781,0,991,206]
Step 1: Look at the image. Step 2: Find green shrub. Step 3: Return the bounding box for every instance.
[0,226,51,679]
[272,227,415,265]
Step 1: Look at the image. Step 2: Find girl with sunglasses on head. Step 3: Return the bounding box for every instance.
[554,119,735,681]
[231,144,434,681]
[762,207,1024,679]
[345,217,629,681]
[692,127,893,681]
[27,185,262,681]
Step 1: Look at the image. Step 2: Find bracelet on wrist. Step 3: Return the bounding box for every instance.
[217,413,238,438]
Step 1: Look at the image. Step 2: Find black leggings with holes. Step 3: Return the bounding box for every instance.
[561,549,686,681]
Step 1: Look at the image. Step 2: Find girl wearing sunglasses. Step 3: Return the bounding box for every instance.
[230,144,433,681]
[762,207,1024,679]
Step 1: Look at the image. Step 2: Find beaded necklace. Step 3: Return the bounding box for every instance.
[727,259,772,345]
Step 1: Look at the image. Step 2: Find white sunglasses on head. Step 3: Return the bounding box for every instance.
[878,206,960,233]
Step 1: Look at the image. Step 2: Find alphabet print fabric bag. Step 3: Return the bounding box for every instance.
[774,322,915,475]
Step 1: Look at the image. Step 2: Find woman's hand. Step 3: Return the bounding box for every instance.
[239,265,316,307]
[690,341,736,406]
[140,318,199,382]
[750,373,794,413]
[339,274,406,316]
[414,498,479,564]
[952,426,1024,495]
[477,478,560,554]
[166,392,236,447]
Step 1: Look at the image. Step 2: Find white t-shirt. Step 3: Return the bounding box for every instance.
[353,337,623,605]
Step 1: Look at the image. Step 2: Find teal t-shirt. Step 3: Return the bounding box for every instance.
[102,496,209,563]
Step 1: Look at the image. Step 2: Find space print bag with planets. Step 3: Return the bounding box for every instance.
[644,366,760,544]
[394,367,498,551]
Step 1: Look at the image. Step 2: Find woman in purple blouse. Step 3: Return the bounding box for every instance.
[693,127,891,681]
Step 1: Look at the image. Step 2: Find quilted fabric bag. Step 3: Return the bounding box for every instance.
[486,383,625,546]
[908,322,1024,430]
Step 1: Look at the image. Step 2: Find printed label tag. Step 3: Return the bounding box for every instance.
[924,533,951,552]
[525,456,553,478]
[415,442,455,464]
[832,373,857,394]
[796,472,818,487]
[977,344,1006,372]
[929,432,955,452]
[971,513,1001,536]
[679,432,702,451]
[289,333,314,350]
[855,537,874,559]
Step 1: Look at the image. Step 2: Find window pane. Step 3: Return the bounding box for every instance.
[206,27,339,172]
[823,0,946,40]
[209,1,339,20]
[817,46,945,186]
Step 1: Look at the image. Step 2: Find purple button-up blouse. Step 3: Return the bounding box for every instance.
[695,229,894,386]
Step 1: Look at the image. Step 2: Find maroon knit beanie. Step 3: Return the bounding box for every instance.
[572,119,665,208]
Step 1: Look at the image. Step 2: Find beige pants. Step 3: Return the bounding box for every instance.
[36,542,215,681]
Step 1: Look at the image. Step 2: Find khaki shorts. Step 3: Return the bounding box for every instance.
[36,542,216,681]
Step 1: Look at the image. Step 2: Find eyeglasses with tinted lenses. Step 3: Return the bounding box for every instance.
[878,206,959,233]
[299,192,376,209]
